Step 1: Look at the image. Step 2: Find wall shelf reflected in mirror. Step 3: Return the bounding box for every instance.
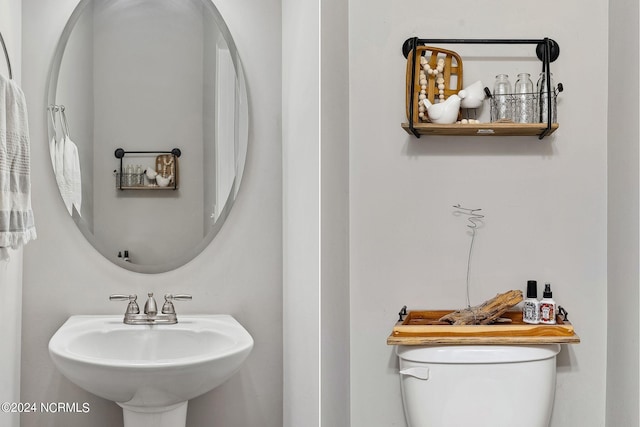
[114,148,181,191]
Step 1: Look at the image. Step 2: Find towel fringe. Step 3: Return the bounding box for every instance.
[0,227,37,249]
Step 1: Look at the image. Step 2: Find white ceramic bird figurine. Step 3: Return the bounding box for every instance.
[458,80,486,109]
[145,167,158,180]
[156,174,173,187]
[422,94,461,124]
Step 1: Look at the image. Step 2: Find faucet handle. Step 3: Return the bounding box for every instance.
[162,294,192,314]
[167,294,192,301]
[109,294,140,314]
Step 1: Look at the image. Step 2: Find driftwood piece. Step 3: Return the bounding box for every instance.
[439,290,523,325]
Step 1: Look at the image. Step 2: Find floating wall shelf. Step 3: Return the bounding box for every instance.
[403,37,561,140]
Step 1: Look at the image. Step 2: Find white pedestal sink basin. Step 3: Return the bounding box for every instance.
[49,315,253,427]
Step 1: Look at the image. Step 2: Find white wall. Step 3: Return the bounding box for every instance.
[0,1,22,426]
[349,1,608,426]
[21,0,282,426]
[0,248,22,427]
[606,0,639,425]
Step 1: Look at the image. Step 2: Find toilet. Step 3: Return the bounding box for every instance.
[396,344,561,427]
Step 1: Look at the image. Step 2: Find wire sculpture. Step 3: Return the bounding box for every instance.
[452,204,484,309]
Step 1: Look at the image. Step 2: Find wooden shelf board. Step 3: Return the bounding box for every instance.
[387,310,580,345]
[401,122,559,137]
[117,186,178,190]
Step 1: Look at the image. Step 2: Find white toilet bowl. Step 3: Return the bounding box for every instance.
[396,344,561,427]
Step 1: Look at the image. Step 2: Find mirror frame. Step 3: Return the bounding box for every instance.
[46,0,249,273]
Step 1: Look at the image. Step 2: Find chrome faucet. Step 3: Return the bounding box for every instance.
[144,292,158,316]
[110,292,192,325]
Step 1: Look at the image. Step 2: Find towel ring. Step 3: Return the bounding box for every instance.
[0,31,12,80]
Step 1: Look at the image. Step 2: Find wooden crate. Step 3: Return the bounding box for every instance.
[155,154,179,188]
[405,46,463,124]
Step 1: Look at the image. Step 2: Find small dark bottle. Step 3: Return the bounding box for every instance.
[522,280,540,324]
[539,283,557,325]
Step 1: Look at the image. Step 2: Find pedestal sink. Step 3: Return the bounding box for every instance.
[49,315,253,427]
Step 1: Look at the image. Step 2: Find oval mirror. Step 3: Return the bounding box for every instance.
[47,0,248,273]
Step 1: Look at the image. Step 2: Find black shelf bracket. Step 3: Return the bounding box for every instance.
[403,37,561,140]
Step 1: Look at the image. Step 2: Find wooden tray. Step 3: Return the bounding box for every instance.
[405,45,463,124]
[387,310,580,345]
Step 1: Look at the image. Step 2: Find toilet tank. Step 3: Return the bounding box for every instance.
[396,345,561,427]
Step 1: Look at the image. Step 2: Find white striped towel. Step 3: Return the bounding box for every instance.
[0,74,36,260]
[53,134,81,216]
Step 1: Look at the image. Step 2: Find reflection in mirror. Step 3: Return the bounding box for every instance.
[47,0,248,273]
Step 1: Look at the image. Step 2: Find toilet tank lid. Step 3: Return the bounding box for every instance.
[396,344,561,364]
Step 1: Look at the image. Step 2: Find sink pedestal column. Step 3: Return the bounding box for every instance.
[119,401,188,427]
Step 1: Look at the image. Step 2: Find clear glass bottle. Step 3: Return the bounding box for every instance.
[491,74,512,122]
[135,165,143,186]
[536,72,556,123]
[514,73,534,123]
[125,164,133,187]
